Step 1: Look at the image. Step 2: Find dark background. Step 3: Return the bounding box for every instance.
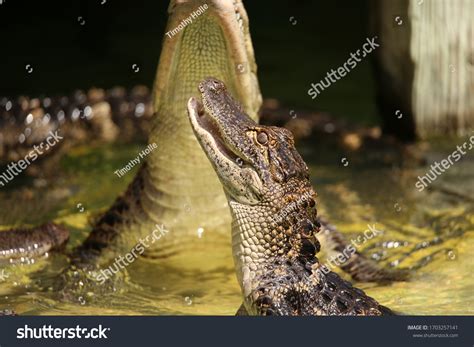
[0,0,376,124]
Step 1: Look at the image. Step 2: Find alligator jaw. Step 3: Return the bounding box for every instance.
[187,78,263,206]
[188,76,261,163]
[187,96,241,165]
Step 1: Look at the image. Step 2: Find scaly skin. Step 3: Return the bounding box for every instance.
[73,0,262,265]
[0,85,152,159]
[187,78,393,315]
[0,223,69,263]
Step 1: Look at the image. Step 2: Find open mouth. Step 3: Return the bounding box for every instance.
[188,97,242,164]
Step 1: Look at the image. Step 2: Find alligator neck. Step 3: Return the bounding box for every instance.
[229,182,320,299]
[143,13,258,240]
[79,0,262,260]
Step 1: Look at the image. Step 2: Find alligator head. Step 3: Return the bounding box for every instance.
[187,77,310,205]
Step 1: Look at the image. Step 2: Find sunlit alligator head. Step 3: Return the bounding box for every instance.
[187,77,310,206]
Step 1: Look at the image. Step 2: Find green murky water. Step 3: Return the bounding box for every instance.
[0,139,472,315]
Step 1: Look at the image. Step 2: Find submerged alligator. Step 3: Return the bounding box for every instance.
[0,87,153,164]
[187,77,393,315]
[0,0,402,314]
[0,223,69,263]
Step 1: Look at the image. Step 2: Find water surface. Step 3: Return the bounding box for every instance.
[0,139,472,315]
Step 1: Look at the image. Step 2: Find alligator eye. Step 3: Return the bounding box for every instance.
[256,132,268,145]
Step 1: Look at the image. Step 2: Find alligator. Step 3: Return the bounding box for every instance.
[0,0,403,310]
[0,0,261,272]
[187,77,393,315]
[63,0,262,266]
[0,86,154,164]
[0,223,69,263]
